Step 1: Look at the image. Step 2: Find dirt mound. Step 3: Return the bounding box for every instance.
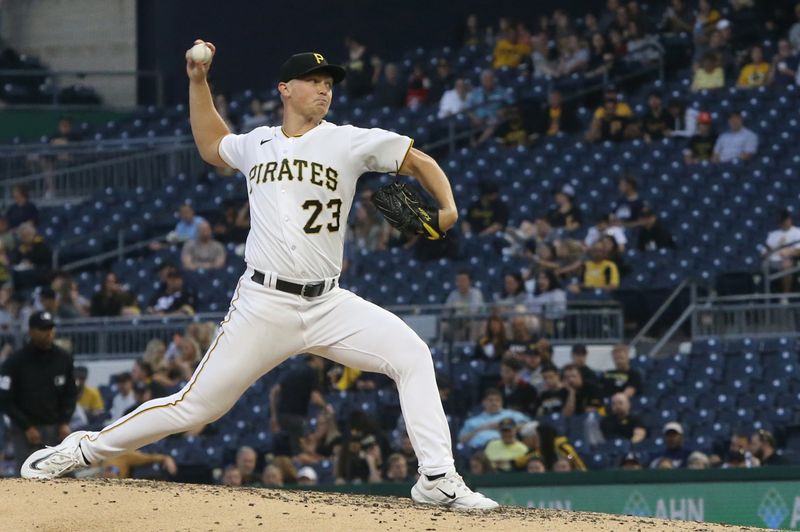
[0,478,762,531]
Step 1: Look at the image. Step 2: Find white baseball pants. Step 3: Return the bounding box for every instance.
[78,267,454,476]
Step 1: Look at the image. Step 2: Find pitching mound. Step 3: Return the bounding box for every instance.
[0,478,763,531]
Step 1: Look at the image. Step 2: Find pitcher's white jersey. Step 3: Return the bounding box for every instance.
[218,121,412,280]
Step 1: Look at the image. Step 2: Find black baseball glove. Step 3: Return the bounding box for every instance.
[371,181,444,240]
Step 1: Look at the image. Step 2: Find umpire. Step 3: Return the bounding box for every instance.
[0,311,78,474]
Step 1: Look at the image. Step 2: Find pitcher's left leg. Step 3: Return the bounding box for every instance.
[305,290,452,476]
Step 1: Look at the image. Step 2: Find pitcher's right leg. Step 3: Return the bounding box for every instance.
[22,275,303,479]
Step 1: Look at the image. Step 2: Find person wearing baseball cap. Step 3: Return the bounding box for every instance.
[684,111,717,164]
[484,418,528,471]
[648,421,692,469]
[296,465,319,486]
[0,311,78,474]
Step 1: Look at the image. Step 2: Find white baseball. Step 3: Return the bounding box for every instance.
[190,42,212,64]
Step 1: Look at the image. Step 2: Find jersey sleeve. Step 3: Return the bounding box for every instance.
[218,133,248,170]
[349,126,414,175]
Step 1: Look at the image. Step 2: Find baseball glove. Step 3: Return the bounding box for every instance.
[371,181,444,240]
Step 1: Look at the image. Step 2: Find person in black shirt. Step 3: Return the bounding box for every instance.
[641,91,672,143]
[343,35,379,98]
[498,356,538,417]
[684,112,718,164]
[547,185,582,232]
[147,270,195,316]
[0,311,78,473]
[5,185,39,229]
[374,63,407,109]
[428,59,455,103]
[603,344,642,398]
[463,181,509,237]
[750,430,788,466]
[611,176,647,228]
[600,393,647,443]
[212,200,249,244]
[91,272,136,317]
[568,344,597,385]
[562,363,604,416]
[637,207,676,251]
[269,355,330,455]
[536,364,568,416]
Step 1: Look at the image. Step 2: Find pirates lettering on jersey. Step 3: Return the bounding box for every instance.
[248,159,338,191]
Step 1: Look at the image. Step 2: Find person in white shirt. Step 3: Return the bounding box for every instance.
[712,111,758,163]
[108,373,136,422]
[764,209,800,293]
[585,214,628,250]
[437,78,470,119]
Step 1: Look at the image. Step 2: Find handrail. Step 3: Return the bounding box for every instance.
[761,238,800,294]
[58,232,170,272]
[629,278,692,350]
[0,136,193,154]
[648,301,695,357]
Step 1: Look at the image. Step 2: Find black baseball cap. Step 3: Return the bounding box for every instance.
[499,418,516,431]
[279,52,346,84]
[29,311,55,330]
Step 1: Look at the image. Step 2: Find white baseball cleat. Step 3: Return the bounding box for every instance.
[411,470,500,510]
[21,430,90,480]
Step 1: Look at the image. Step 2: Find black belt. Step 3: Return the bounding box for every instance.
[251,270,335,298]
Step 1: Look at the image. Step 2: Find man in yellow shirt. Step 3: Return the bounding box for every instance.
[484,418,529,471]
[737,45,770,88]
[592,88,632,120]
[75,366,105,422]
[691,52,725,92]
[493,29,531,70]
[579,242,620,290]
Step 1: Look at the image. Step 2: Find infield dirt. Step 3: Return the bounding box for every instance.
[0,478,766,531]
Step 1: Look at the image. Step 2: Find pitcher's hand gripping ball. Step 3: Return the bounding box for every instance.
[372,181,444,240]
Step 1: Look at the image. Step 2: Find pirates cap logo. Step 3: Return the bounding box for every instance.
[313,53,324,64]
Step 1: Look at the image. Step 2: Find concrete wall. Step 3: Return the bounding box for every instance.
[0,0,137,106]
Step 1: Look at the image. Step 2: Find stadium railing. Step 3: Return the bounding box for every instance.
[691,293,800,341]
[760,239,800,295]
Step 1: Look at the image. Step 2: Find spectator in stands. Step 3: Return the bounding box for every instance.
[527,270,567,321]
[620,452,642,470]
[269,355,329,455]
[683,111,717,164]
[221,465,243,486]
[100,450,177,479]
[437,78,470,119]
[5,185,39,229]
[147,270,195,316]
[241,98,270,132]
[585,33,615,81]
[768,39,797,86]
[637,207,676,251]
[476,315,509,360]
[603,344,642,398]
[343,35,380,98]
[213,200,249,244]
[185,321,216,354]
[562,363,604,416]
[0,218,14,258]
[791,4,800,51]
[710,432,750,468]
[12,222,51,290]
[555,34,589,77]
[458,388,529,449]
[38,287,67,320]
[466,69,510,142]
[567,241,620,293]
[90,272,134,317]
[529,32,557,78]
[73,366,104,428]
[624,21,662,67]
[296,410,342,465]
[640,91,672,143]
[585,214,628,250]
[374,63,406,109]
[650,422,691,468]
[172,203,206,243]
[507,315,538,355]
[181,221,226,271]
[0,311,77,473]
[585,91,636,142]
[335,429,382,484]
[234,446,259,485]
[213,94,236,134]
[468,451,495,475]
[737,45,770,88]
[712,111,758,163]
[52,273,89,318]
[260,464,283,487]
[518,348,545,391]
[484,418,528,472]
[600,393,647,443]
[428,59,455,103]
[463,181,509,237]
[492,26,531,69]
[108,372,135,422]
[612,175,647,228]
[659,0,694,33]
[536,364,568,416]
[536,90,579,137]
[687,451,711,469]
[498,356,538,416]
[691,52,725,92]
[495,274,528,310]
[384,453,411,482]
[570,344,598,385]
[495,106,534,147]
[750,430,788,466]
[515,421,586,472]
[764,209,800,293]
[553,457,575,472]
[547,185,582,232]
[445,270,484,314]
